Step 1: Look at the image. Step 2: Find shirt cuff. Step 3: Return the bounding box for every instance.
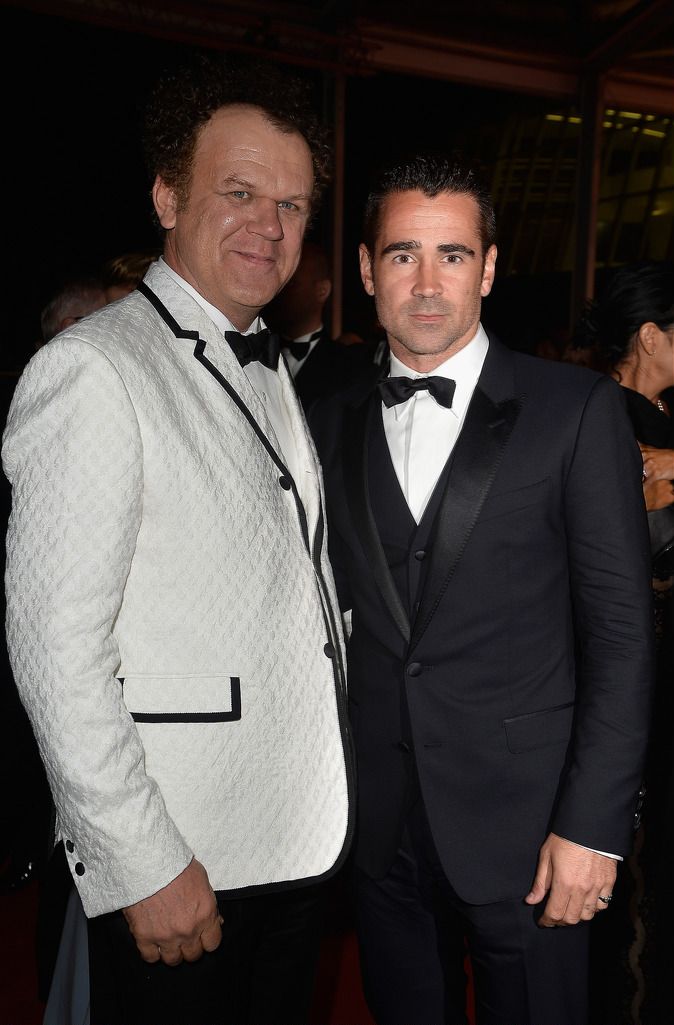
[564,838,622,861]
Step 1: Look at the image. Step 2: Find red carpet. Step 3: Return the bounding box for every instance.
[0,881,375,1025]
[0,880,44,1025]
[0,881,474,1025]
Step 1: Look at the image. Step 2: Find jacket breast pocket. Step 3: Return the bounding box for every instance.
[503,700,574,754]
[478,477,551,523]
[120,674,241,724]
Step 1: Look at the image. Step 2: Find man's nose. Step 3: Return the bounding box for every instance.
[247,199,284,241]
[412,263,442,298]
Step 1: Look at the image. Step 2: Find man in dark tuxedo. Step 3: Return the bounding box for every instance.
[266,240,374,413]
[310,153,654,1025]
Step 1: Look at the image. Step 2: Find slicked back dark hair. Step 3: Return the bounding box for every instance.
[142,53,331,210]
[362,152,496,256]
[573,261,674,367]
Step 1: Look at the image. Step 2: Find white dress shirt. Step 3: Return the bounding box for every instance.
[160,259,301,485]
[383,325,489,523]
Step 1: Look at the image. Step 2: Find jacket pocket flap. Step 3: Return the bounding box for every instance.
[503,700,574,754]
[120,674,241,723]
[479,477,550,522]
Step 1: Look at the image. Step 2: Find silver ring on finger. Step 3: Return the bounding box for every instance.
[597,894,613,906]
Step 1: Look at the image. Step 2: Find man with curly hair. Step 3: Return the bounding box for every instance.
[3,55,353,1025]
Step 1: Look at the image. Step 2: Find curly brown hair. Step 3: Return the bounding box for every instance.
[142,53,331,211]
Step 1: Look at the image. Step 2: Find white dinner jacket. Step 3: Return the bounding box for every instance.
[3,261,353,917]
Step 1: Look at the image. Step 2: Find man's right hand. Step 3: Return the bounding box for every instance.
[122,858,222,965]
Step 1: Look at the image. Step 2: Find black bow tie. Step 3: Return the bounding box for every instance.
[225,328,281,370]
[282,330,322,362]
[378,375,456,409]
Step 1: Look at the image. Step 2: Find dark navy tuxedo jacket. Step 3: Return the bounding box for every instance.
[312,335,654,905]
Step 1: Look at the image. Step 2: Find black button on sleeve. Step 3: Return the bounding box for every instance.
[74,862,85,876]
[324,642,336,658]
[414,549,426,561]
[65,840,75,853]
[406,662,422,677]
[278,475,292,490]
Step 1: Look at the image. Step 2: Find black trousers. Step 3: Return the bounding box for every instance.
[88,883,324,1025]
[354,800,590,1025]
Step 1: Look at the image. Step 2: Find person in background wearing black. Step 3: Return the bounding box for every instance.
[574,261,674,1024]
[265,240,373,414]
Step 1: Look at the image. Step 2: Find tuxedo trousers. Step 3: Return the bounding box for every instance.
[354,798,589,1025]
[87,883,324,1025]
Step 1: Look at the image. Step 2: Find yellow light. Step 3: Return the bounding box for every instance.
[568,116,582,124]
[603,121,613,128]
[545,114,564,121]
[642,128,666,138]
[618,110,642,119]
[605,109,616,116]
[645,115,656,122]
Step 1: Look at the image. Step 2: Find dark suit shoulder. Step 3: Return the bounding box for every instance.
[510,350,604,392]
[508,351,627,417]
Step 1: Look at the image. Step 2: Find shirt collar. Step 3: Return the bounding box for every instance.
[285,325,323,347]
[387,324,489,421]
[159,257,264,336]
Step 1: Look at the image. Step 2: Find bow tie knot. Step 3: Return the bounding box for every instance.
[225,328,281,370]
[282,330,322,362]
[378,375,456,409]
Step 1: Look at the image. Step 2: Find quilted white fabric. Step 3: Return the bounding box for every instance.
[3,262,351,917]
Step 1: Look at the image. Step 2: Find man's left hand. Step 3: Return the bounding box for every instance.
[524,833,617,927]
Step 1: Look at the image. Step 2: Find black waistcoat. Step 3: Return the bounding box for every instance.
[367,404,455,808]
[368,404,455,619]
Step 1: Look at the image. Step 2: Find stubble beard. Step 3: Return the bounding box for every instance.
[378,296,480,361]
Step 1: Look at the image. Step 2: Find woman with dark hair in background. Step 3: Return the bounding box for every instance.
[575,260,674,1024]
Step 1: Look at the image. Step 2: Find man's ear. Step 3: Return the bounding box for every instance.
[152,175,178,230]
[480,245,497,298]
[359,244,375,296]
[316,278,332,304]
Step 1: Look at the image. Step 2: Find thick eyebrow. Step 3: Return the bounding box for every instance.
[380,240,477,258]
[437,243,476,258]
[380,240,420,255]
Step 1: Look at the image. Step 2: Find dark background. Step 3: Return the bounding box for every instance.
[6,9,186,365]
[5,6,561,369]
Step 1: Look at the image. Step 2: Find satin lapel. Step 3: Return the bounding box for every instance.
[410,352,521,652]
[343,394,411,644]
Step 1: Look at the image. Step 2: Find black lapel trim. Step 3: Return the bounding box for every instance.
[410,388,521,651]
[137,281,356,861]
[312,503,349,708]
[138,280,310,554]
[343,395,411,643]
